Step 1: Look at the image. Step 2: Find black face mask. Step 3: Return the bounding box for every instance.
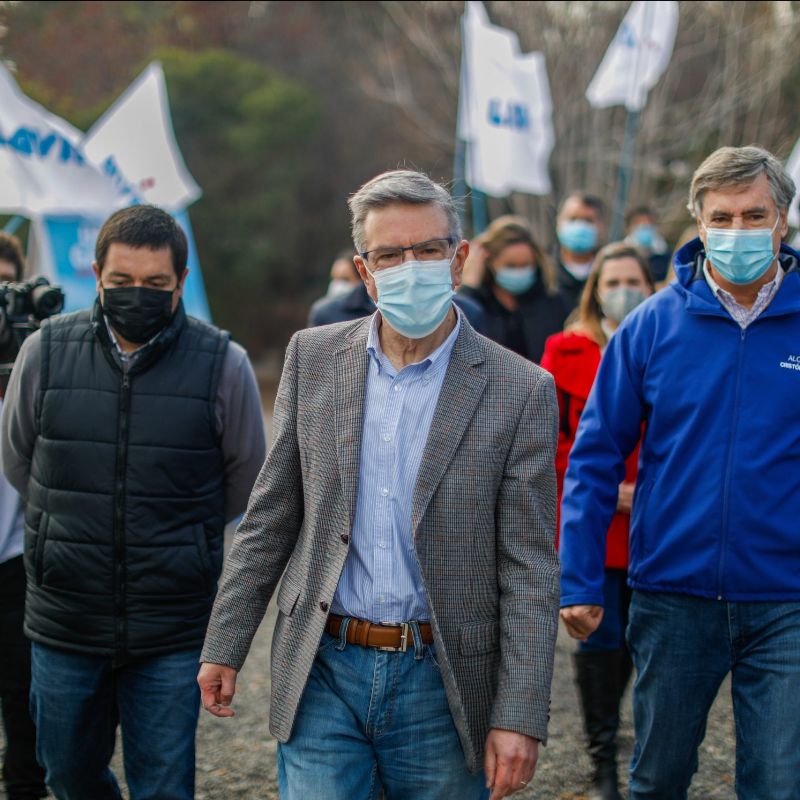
[101,286,175,345]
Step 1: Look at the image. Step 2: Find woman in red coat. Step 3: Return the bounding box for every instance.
[541,242,655,800]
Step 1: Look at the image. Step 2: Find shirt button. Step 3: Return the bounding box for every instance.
[319,601,329,612]
[383,433,392,442]
[381,488,389,497]
[340,534,350,544]
[394,384,402,392]
[377,595,385,603]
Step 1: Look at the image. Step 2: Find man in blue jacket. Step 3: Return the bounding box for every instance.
[559,146,800,800]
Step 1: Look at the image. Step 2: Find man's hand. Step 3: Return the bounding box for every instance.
[616,481,635,514]
[198,662,238,718]
[484,728,539,799]
[560,605,604,641]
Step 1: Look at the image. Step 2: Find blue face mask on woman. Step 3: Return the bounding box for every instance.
[702,217,780,285]
[367,258,454,339]
[557,220,598,254]
[494,266,537,295]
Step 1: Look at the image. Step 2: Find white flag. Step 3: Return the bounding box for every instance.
[586,1,678,112]
[0,64,129,216]
[83,62,200,211]
[459,1,554,197]
[786,137,800,229]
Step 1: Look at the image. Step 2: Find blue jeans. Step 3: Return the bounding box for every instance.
[278,623,488,800]
[626,591,800,800]
[30,642,201,800]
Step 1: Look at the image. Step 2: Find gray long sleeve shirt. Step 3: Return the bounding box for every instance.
[1,327,267,522]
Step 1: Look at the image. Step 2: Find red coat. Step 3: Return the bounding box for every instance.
[541,330,638,569]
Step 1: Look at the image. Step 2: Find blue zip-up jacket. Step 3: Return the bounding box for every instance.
[560,238,800,606]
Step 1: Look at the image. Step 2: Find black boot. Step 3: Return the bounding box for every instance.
[573,649,631,800]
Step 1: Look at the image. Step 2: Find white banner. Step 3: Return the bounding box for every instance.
[0,64,129,216]
[786,137,800,229]
[459,1,553,197]
[586,0,679,113]
[83,62,201,211]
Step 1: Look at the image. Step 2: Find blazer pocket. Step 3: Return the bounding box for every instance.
[276,579,301,617]
[459,620,500,656]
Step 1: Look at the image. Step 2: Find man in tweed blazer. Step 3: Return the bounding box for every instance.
[199,171,560,800]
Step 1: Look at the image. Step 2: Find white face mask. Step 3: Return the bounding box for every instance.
[326,279,356,298]
[600,287,647,323]
[562,260,594,280]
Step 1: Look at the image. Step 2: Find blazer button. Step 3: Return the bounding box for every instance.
[319,601,329,612]
[340,534,350,544]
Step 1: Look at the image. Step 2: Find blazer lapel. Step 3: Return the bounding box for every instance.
[334,319,371,525]
[411,322,487,534]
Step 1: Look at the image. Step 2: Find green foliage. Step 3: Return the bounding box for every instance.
[151,48,321,345]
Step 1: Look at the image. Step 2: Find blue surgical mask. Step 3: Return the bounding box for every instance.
[557,220,598,254]
[367,258,454,339]
[494,266,537,295]
[630,224,656,249]
[702,218,779,285]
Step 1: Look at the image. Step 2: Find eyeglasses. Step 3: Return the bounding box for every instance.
[360,237,456,271]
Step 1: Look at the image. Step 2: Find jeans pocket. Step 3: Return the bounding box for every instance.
[315,632,338,657]
[423,644,441,671]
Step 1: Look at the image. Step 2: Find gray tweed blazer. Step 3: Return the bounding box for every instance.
[201,313,560,772]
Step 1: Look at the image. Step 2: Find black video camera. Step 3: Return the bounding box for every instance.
[0,277,65,376]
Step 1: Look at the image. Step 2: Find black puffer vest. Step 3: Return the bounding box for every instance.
[24,300,230,659]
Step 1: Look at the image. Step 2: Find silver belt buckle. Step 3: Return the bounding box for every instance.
[377,621,409,652]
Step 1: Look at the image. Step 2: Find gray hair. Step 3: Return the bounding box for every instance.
[688,145,796,219]
[348,170,462,254]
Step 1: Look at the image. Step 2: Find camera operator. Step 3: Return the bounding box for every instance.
[1,206,265,799]
[0,232,47,800]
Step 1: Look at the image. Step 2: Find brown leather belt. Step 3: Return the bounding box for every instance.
[326,613,433,653]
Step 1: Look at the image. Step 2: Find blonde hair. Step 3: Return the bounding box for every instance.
[478,215,558,294]
[570,242,654,346]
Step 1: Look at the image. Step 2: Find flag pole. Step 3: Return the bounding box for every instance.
[456,7,489,238]
[452,136,468,236]
[609,110,641,241]
[608,1,655,243]
[453,10,469,237]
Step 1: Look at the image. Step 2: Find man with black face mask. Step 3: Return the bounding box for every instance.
[0,205,266,800]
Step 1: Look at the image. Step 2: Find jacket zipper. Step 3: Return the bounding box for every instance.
[717,326,746,599]
[113,373,131,652]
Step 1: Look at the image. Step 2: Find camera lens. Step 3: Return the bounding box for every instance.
[30,284,65,317]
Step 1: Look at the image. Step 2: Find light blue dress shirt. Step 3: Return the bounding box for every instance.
[331,311,461,623]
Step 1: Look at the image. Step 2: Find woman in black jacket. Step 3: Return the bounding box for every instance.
[459,215,570,363]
